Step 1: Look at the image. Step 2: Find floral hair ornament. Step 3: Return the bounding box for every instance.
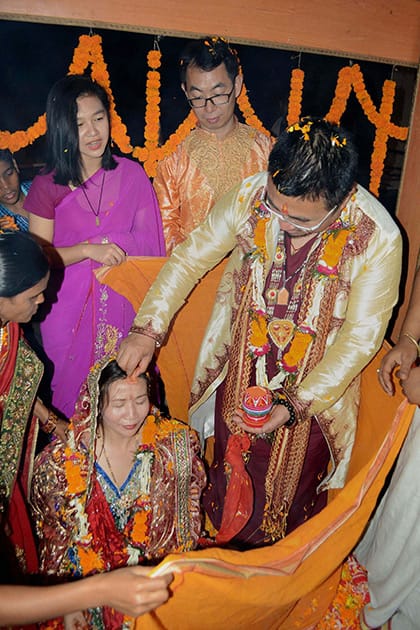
[0,217,18,232]
[204,36,238,62]
[287,120,313,141]
[331,134,347,147]
[204,38,217,57]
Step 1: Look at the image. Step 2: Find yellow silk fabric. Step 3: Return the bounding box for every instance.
[98,258,413,629]
[127,173,402,487]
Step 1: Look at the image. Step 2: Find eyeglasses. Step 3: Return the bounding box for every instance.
[186,85,235,109]
[261,191,338,234]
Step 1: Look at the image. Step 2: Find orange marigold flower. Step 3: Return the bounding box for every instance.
[250,313,268,348]
[132,510,151,544]
[78,546,104,574]
[282,328,315,371]
[287,68,304,126]
[322,229,352,268]
[147,50,162,70]
[141,415,158,445]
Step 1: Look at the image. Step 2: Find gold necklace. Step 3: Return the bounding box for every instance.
[100,432,141,488]
[102,440,120,487]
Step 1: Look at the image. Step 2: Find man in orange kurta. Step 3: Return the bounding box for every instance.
[153,36,272,254]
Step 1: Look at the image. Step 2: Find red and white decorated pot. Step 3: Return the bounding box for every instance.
[241,386,274,427]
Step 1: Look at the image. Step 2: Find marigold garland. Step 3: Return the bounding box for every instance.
[68,34,133,154]
[0,113,46,154]
[369,79,396,196]
[237,67,271,137]
[325,66,353,124]
[78,546,104,574]
[325,63,408,195]
[131,509,151,546]
[317,227,355,277]
[0,34,409,193]
[281,326,315,374]
[287,68,305,126]
[248,208,353,368]
[253,212,270,260]
[249,310,271,357]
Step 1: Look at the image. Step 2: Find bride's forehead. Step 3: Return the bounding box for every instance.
[107,377,147,398]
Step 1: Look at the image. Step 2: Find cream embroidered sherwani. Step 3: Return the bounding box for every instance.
[134,171,402,490]
[153,121,272,253]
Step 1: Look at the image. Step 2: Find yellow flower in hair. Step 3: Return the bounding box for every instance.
[287,121,313,141]
[331,134,347,147]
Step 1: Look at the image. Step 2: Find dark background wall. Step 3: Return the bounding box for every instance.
[1,19,417,213]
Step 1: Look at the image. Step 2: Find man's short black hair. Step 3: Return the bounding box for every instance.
[268,117,358,209]
[179,36,239,85]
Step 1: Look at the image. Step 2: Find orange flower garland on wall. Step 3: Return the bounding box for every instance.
[325,66,353,124]
[324,63,408,196]
[0,34,409,194]
[69,34,133,154]
[0,114,46,155]
[287,68,305,126]
[237,67,271,137]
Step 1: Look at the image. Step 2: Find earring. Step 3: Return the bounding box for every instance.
[63,148,69,153]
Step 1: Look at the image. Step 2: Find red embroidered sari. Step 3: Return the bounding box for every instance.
[0,321,42,582]
[31,356,206,629]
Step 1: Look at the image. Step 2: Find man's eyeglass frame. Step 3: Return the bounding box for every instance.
[186,85,235,109]
[261,191,338,234]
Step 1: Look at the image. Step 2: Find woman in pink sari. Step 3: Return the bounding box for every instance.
[25,75,165,417]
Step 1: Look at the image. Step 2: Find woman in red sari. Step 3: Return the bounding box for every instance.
[0,232,173,627]
[31,358,206,629]
[0,230,51,584]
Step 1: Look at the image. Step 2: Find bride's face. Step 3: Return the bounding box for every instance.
[101,377,150,439]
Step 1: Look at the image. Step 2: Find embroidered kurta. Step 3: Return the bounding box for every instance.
[154,122,272,253]
[134,171,401,487]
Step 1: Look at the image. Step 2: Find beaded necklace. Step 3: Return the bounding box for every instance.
[81,172,106,227]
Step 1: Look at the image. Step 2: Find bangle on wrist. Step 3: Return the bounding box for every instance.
[129,326,161,348]
[39,410,58,434]
[273,394,297,428]
[400,331,420,357]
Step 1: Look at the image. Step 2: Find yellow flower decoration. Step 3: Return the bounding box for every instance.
[253,214,270,260]
[281,327,315,373]
[250,312,269,348]
[132,510,151,546]
[64,447,86,494]
[287,120,313,141]
[322,228,353,268]
[236,66,271,137]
